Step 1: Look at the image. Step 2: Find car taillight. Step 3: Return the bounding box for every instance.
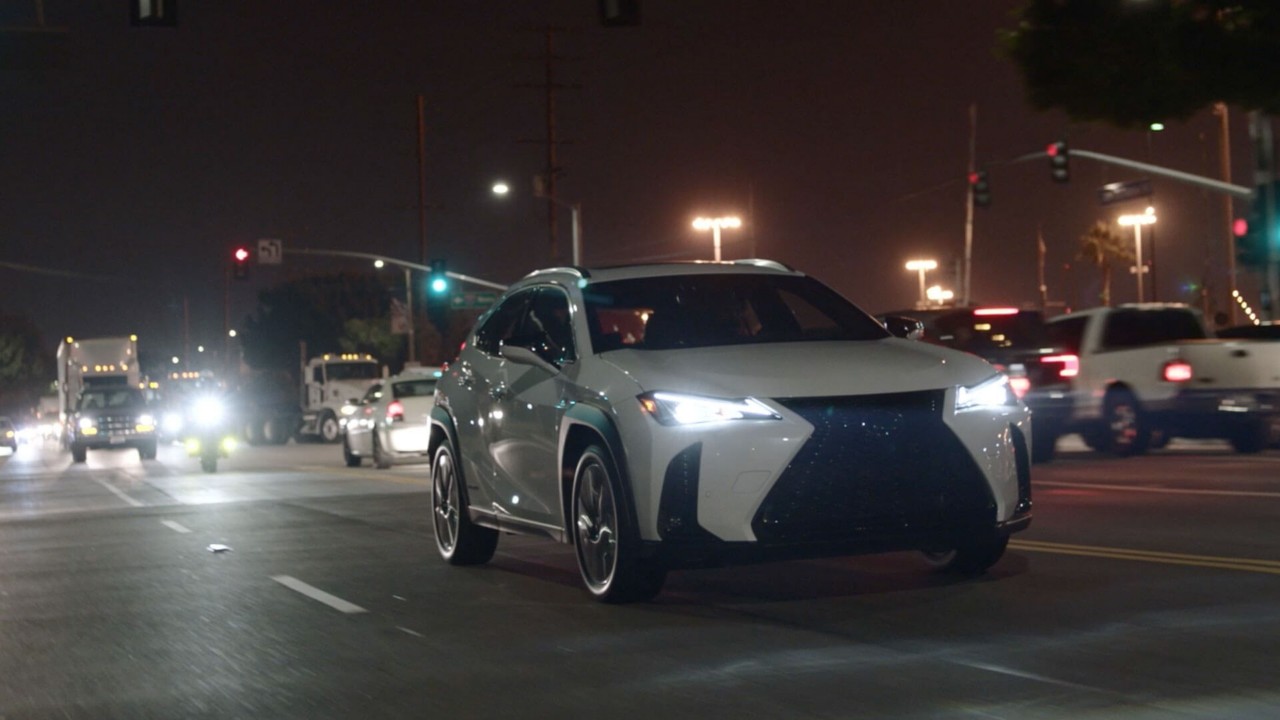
[1009,376,1031,399]
[1041,354,1079,379]
[387,400,405,422]
[1162,360,1193,383]
[973,307,1019,316]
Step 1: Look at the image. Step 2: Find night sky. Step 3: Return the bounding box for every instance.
[0,1,1264,364]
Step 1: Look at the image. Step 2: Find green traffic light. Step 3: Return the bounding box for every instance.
[430,276,449,294]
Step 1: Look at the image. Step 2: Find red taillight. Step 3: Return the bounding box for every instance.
[1009,376,1031,399]
[973,307,1019,316]
[387,400,405,422]
[1041,353,1079,378]
[1162,360,1193,383]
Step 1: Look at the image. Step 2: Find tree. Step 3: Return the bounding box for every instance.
[0,310,53,418]
[1001,1,1280,127]
[339,318,403,361]
[1079,221,1135,306]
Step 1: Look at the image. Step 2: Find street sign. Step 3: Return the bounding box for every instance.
[449,291,498,310]
[1098,179,1153,205]
[257,238,283,265]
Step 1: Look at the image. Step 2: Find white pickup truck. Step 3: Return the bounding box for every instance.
[1042,303,1280,456]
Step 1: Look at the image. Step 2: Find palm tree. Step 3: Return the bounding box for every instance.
[1078,221,1135,307]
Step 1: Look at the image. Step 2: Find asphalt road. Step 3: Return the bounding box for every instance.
[2,435,1279,719]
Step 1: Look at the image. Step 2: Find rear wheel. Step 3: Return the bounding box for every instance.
[138,441,157,460]
[922,533,1009,575]
[373,432,392,469]
[1230,419,1269,454]
[1104,389,1148,457]
[432,441,498,565]
[572,445,666,603]
[342,436,362,467]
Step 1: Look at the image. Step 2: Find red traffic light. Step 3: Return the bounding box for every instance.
[233,247,250,262]
[1233,218,1249,237]
[968,172,980,185]
[1046,143,1061,157]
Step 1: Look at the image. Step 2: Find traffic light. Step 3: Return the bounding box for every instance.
[428,259,449,295]
[969,170,991,207]
[232,246,251,280]
[1237,182,1280,269]
[1047,141,1069,183]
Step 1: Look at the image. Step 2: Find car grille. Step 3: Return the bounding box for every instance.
[97,414,143,435]
[752,390,995,545]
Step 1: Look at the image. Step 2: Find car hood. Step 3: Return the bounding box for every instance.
[599,339,998,398]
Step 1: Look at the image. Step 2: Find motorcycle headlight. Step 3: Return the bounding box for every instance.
[955,374,1017,413]
[638,391,780,426]
[192,397,225,426]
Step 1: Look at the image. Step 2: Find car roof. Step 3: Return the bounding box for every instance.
[512,259,799,290]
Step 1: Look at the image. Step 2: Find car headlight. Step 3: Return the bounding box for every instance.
[638,391,780,426]
[137,414,156,428]
[955,374,1017,413]
[78,417,96,430]
[340,404,358,416]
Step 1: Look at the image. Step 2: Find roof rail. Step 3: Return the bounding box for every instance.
[732,258,794,272]
[522,266,591,281]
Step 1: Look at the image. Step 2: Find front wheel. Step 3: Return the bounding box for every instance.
[922,533,1010,575]
[373,432,392,469]
[432,441,498,565]
[201,455,217,473]
[342,436,362,467]
[1104,389,1148,457]
[318,413,341,444]
[138,441,158,461]
[572,445,667,603]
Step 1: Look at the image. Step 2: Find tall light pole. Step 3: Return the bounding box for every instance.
[1118,207,1157,303]
[905,259,938,309]
[495,181,583,265]
[692,216,742,261]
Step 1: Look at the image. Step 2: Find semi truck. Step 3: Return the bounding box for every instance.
[56,335,142,447]
[236,352,383,445]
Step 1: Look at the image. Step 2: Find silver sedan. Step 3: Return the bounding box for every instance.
[342,371,437,469]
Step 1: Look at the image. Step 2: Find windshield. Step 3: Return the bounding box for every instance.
[77,389,146,410]
[582,273,888,352]
[326,362,380,381]
[392,380,437,399]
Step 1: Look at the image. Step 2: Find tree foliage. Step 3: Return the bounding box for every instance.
[1001,1,1280,127]
[0,310,53,417]
[1079,221,1135,306]
[238,272,400,373]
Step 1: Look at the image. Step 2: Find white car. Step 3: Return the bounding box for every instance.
[429,261,1033,602]
[342,370,438,469]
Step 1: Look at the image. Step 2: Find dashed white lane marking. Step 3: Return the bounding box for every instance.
[396,626,425,638]
[93,477,145,507]
[271,575,368,614]
[160,520,191,534]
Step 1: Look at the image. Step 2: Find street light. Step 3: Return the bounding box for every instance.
[1118,206,1157,303]
[691,216,742,261]
[926,285,954,306]
[905,259,938,309]
[493,180,582,265]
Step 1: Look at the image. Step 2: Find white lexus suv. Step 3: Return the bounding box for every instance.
[429,261,1032,602]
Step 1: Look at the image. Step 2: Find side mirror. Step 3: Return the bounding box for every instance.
[500,344,560,375]
[882,315,924,341]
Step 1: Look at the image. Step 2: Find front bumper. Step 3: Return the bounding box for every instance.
[1150,388,1280,438]
[629,388,1032,568]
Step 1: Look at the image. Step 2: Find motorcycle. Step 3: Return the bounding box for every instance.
[183,394,237,473]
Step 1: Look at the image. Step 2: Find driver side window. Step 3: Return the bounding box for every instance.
[474,291,534,357]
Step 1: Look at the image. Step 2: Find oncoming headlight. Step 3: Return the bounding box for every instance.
[955,374,1017,413]
[78,417,96,430]
[638,392,780,426]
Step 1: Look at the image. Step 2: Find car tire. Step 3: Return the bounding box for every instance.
[922,533,1009,575]
[138,441,158,461]
[432,440,498,566]
[318,413,341,444]
[1031,423,1058,464]
[1229,419,1269,454]
[373,432,392,470]
[1104,389,1148,457]
[571,445,667,603]
[342,436,362,467]
[201,456,218,473]
[71,445,87,463]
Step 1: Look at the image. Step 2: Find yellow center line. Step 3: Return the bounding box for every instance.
[1034,480,1280,499]
[1010,539,1280,576]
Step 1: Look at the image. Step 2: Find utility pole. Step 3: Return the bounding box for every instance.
[412,94,428,363]
[963,103,976,306]
[1217,103,1237,324]
[519,27,578,264]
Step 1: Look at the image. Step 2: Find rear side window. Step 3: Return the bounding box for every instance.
[1101,309,1206,350]
[393,380,437,398]
[932,310,1047,352]
[1046,316,1088,354]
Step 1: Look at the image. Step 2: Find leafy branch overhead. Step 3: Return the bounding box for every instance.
[1001,1,1280,127]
